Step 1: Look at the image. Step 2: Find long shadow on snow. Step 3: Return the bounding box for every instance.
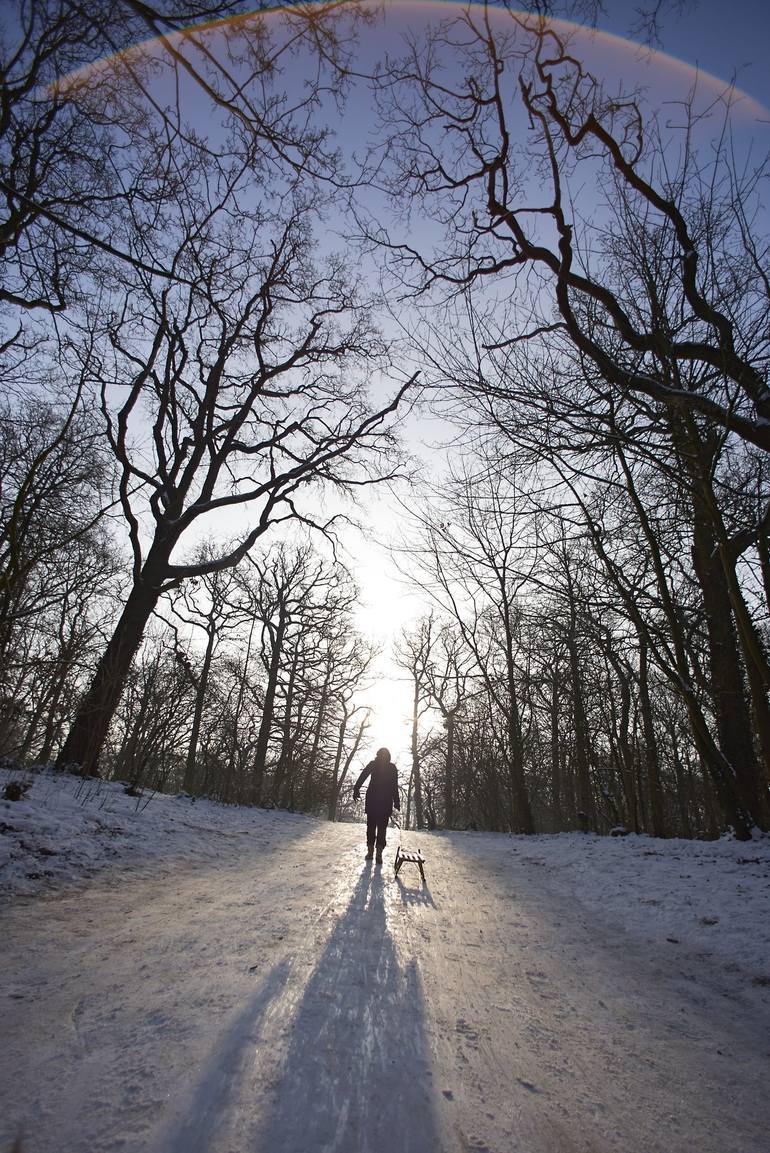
[159,959,291,1153]
[395,875,437,908]
[252,864,441,1153]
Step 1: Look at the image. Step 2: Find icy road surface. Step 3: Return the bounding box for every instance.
[2,821,769,1153]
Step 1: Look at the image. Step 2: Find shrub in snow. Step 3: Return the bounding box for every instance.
[3,780,30,802]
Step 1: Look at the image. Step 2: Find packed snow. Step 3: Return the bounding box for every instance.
[1,766,769,1153]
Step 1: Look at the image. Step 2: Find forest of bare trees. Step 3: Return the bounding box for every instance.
[371,3,770,841]
[2,1,769,840]
[0,0,411,813]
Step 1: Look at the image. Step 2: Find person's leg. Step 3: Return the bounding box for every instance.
[375,819,387,861]
[366,815,377,858]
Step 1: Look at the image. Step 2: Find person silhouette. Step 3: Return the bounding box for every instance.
[353,747,400,863]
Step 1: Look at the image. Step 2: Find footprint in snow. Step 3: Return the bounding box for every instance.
[456,1017,479,1044]
[464,1136,492,1152]
[516,1078,540,1093]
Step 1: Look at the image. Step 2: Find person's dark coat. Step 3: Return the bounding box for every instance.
[354,758,400,821]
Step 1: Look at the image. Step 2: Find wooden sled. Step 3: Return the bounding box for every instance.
[394,844,426,884]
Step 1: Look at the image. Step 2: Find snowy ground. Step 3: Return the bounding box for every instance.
[1,768,769,1153]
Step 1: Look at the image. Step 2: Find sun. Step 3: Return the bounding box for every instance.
[359,675,413,771]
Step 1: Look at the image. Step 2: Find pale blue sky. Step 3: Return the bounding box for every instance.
[600,0,770,111]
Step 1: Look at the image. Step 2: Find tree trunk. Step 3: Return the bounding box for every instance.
[604,651,639,833]
[756,529,770,619]
[56,560,166,774]
[566,632,593,831]
[279,692,308,810]
[327,709,349,821]
[411,679,424,830]
[610,446,753,839]
[183,618,217,794]
[302,664,331,811]
[504,622,534,834]
[668,717,693,838]
[115,671,153,783]
[713,547,770,825]
[444,708,455,828]
[252,603,288,804]
[549,670,563,830]
[228,613,256,782]
[271,644,300,807]
[25,641,77,762]
[691,493,763,826]
[405,762,414,830]
[332,714,368,819]
[637,633,665,837]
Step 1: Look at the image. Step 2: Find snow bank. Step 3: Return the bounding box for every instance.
[503,831,770,983]
[0,766,311,898]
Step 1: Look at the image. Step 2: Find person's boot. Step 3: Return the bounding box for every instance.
[375,850,383,864]
[365,847,374,860]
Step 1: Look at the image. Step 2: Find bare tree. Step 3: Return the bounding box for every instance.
[1,1,362,316]
[0,396,110,658]
[374,4,770,452]
[419,621,472,829]
[110,627,195,788]
[371,6,769,838]
[327,701,371,822]
[245,544,340,804]
[399,465,538,831]
[49,83,414,774]
[159,554,250,792]
[394,615,439,830]
[0,1,416,774]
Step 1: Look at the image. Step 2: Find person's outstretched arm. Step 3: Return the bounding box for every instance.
[353,764,371,799]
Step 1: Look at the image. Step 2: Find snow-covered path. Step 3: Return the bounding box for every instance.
[2,820,769,1153]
